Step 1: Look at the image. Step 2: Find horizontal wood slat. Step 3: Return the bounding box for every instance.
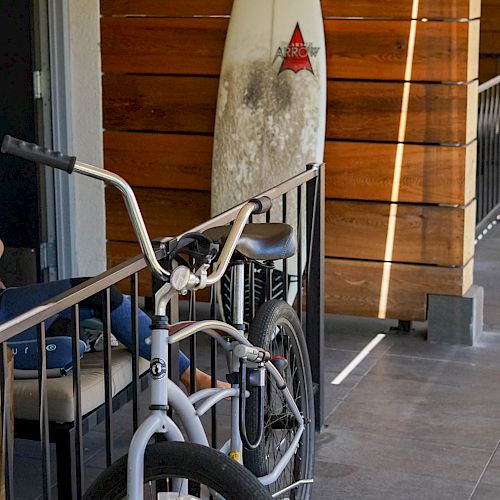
[104,131,212,191]
[100,0,480,20]
[325,141,476,205]
[101,17,478,82]
[100,18,226,75]
[328,80,478,144]
[481,32,500,55]
[102,74,219,134]
[323,0,480,19]
[479,55,500,83]
[329,19,478,82]
[106,187,210,242]
[325,257,474,321]
[103,75,478,144]
[100,0,233,18]
[325,200,475,266]
[480,0,500,31]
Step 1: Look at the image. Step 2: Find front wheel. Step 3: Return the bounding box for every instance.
[84,441,272,500]
[244,299,315,499]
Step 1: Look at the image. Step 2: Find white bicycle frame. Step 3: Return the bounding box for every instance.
[70,161,308,499]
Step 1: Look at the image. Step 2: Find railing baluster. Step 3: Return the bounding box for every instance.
[189,288,197,394]
[71,304,83,499]
[494,85,500,213]
[282,193,288,299]
[476,76,500,237]
[210,287,218,448]
[297,185,303,323]
[249,261,255,322]
[38,322,51,500]
[0,342,13,500]
[131,273,140,432]
[102,288,114,467]
[306,163,325,430]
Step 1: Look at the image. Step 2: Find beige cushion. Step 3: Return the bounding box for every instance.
[13,347,149,423]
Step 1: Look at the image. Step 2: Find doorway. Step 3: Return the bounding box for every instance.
[0,0,57,285]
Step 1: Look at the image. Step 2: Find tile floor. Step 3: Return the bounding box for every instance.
[11,225,500,499]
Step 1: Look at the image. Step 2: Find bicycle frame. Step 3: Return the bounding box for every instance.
[64,158,307,498]
[126,251,306,498]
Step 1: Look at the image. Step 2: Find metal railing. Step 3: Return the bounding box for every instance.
[0,164,324,499]
[476,75,500,237]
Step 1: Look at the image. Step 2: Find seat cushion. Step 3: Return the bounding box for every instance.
[13,347,149,423]
[204,223,297,261]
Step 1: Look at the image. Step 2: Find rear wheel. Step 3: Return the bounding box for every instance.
[244,299,314,499]
[84,441,272,500]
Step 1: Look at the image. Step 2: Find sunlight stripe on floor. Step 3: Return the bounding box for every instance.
[330,333,386,385]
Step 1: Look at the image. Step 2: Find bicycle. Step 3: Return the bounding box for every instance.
[1,135,315,499]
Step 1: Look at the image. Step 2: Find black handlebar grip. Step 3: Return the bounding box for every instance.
[250,196,273,214]
[1,135,76,173]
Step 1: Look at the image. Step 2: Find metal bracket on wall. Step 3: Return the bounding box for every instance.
[33,70,43,100]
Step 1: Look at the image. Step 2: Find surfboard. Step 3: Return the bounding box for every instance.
[211,0,327,217]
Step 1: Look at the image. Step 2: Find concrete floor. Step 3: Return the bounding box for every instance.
[11,225,500,499]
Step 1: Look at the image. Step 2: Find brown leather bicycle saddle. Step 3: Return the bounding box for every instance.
[204,223,297,261]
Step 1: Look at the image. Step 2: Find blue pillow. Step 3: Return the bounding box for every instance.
[8,336,86,374]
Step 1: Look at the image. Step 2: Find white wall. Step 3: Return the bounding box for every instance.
[67,0,106,276]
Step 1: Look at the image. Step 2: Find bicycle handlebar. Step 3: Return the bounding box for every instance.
[1,135,76,173]
[1,135,273,287]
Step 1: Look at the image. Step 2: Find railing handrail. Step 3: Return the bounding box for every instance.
[0,166,320,343]
[478,74,500,94]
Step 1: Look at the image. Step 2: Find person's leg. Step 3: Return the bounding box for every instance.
[107,293,228,392]
[0,279,75,341]
[106,295,190,373]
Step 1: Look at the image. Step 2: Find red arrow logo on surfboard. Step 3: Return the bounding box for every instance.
[275,23,317,75]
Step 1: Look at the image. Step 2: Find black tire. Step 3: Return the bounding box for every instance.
[244,300,314,499]
[84,441,272,500]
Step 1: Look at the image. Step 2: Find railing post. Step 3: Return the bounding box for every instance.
[306,163,325,430]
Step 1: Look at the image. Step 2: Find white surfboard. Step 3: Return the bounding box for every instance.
[211,0,327,217]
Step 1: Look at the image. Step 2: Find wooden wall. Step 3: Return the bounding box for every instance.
[480,0,500,82]
[101,0,480,321]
